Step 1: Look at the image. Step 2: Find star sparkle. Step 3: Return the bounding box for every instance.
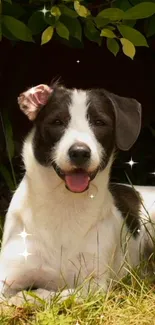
[18,228,32,261]
[19,249,32,261]
[40,6,49,16]
[125,157,138,169]
[18,228,31,243]
[76,60,80,63]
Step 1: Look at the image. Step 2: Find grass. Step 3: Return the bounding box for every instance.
[1,114,155,324]
[1,277,155,325]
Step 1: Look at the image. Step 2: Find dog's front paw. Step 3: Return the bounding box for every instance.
[58,289,76,301]
[8,291,34,307]
[7,289,54,307]
[6,288,79,307]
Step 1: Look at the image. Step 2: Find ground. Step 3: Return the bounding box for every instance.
[0,276,155,325]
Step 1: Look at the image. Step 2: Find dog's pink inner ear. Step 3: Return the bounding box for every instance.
[18,84,52,120]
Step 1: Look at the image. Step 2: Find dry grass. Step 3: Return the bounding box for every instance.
[1,276,155,325]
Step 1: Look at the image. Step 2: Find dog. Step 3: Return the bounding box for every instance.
[0,84,155,306]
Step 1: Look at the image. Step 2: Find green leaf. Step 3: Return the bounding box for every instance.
[97,8,124,20]
[94,17,109,28]
[3,2,26,18]
[120,38,136,59]
[124,2,155,19]
[60,16,82,41]
[58,4,78,18]
[100,28,116,38]
[118,25,148,46]
[149,126,155,137]
[74,1,90,18]
[131,0,152,4]
[44,12,56,26]
[113,0,131,11]
[4,114,14,160]
[56,21,69,40]
[145,14,155,37]
[0,165,15,191]
[122,19,136,27]
[84,19,100,44]
[3,16,33,42]
[3,0,12,3]
[107,38,119,56]
[2,24,18,41]
[107,26,116,31]
[28,11,47,35]
[51,6,61,17]
[41,26,54,45]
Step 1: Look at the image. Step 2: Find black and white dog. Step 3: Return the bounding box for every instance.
[0,84,155,305]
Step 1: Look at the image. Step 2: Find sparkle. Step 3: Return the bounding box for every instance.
[18,228,31,243]
[137,229,140,233]
[18,228,32,261]
[125,157,138,169]
[90,194,95,199]
[19,249,32,261]
[76,60,80,63]
[150,171,155,176]
[40,6,49,16]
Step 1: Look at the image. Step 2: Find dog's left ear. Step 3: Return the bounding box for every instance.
[105,91,142,151]
[18,84,52,121]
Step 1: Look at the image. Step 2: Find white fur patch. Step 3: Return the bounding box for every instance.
[53,89,103,172]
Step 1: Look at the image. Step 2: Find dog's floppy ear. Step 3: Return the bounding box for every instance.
[18,84,52,120]
[105,90,142,151]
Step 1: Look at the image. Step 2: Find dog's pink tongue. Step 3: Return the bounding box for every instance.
[65,171,89,193]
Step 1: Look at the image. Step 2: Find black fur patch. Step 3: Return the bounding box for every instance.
[87,89,115,170]
[109,183,141,237]
[33,87,71,166]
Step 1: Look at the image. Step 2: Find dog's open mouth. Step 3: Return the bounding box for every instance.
[53,164,98,193]
[65,169,90,193]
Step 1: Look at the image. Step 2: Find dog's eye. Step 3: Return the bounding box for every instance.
[93,120,105,126]
[87,114,105,127]
[52,119,64,126]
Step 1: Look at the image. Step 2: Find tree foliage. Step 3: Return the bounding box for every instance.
[2,0,155,58]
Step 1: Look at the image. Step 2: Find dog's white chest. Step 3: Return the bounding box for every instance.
[10,177,106,289]
[1,173,147,295]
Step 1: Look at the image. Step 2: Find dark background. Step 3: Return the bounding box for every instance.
[0,37,155,218]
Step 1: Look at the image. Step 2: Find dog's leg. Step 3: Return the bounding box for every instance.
[0,238,77,306]
[3,276,110,307]
[0,237,44,300]
[7,288,76,306]
[0,262,37,299]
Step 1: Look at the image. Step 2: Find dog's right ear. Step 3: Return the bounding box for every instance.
[104,90,142,151]
[18,84,53,121]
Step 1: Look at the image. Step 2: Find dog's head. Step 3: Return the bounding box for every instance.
[18,84,141,193]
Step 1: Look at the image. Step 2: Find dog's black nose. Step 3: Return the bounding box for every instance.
[69,144,91,166]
